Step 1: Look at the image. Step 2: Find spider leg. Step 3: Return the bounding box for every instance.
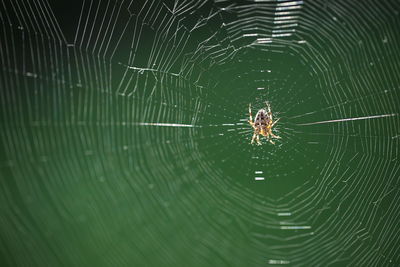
[265,101,271,113]
[248,104,254,126]
[271,117,280,127]
[271,133,281,139]
[251,133,257,144]
[269,138,275,145]
[269,129,281,139]
[263,132,272,144]
[249,122,256,129]
[256,134,261,145]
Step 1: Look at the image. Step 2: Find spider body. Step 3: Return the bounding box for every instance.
[248,102,281,145]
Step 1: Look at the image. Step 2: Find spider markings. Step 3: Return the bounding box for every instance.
[248,102,281,145]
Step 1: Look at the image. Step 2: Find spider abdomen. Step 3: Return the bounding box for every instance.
[255,110,270,126]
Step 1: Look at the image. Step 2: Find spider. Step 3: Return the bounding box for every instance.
[248,101,281,145]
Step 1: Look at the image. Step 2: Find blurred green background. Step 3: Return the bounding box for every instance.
[1,0,399,266]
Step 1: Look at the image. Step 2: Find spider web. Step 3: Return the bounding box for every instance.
[0,0,400,266]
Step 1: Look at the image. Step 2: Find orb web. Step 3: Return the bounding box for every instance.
[0,0,399,266]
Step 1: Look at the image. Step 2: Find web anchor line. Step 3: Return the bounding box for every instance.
[134,122,198,128]
[296,113,398,126]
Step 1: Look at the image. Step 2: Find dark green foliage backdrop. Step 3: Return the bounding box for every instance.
[0,0,399,266]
